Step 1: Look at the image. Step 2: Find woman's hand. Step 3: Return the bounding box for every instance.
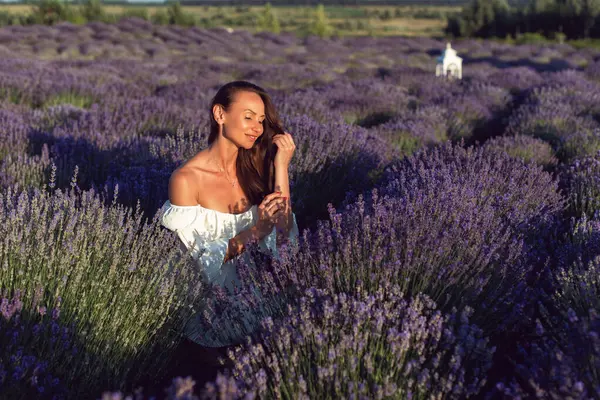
[255,191,287,236]
[273,132,296,171]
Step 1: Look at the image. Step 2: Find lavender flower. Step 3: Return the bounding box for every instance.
[0,184,202,397]
[299,142,559,330]
[202,284,494,399]
[483,134,558,169]
[495,283,600,399]
[0,289,75,399]
[559,151,600,220]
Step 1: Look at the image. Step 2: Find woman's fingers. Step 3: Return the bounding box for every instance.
[270,207,285,223]
[260,192,284,209]
[266,199,285,215]
[265,192,282,203]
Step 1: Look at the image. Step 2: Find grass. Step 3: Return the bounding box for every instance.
[43,92,96,109]
[0,4,458,37]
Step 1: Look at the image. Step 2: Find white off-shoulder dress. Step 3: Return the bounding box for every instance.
[160,200,299,347]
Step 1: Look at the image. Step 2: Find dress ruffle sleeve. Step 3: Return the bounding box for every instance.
[160,202,233,288]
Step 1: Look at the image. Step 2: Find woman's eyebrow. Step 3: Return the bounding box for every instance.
[244,109,265,117]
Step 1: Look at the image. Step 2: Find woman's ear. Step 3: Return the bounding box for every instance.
[212,104,225,124]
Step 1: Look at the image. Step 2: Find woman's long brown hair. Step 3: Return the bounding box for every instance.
[208,81,285,206]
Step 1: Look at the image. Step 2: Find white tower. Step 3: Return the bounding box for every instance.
[436,42,462,79]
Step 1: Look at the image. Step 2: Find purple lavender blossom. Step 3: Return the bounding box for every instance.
[0,183,202,397]
[0,289,74,399]
[201,285,494,399]
[494,261,600,399]
[482,134,558,169]
[559,151,600,220]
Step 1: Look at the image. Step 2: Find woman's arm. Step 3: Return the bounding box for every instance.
[223,224,270,264]
[272,132,296,243]
[274,165,293,243]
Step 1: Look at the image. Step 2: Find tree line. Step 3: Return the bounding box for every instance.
[447,0,600,40]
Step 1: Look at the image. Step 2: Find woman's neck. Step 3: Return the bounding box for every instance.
[207,139,238,173]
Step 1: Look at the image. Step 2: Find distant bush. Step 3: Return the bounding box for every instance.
[513,32,550,45]
[80,0,106,22]
[119,7,150,21]
[166,1,196,26]
[379,9,392,21]
[257,2,280,34]
[30,0,78,26]
[412,8,444,19]
[308,4,333,38]
[0,10,30,26]
[151,9,169,25]
[0,0,208,28]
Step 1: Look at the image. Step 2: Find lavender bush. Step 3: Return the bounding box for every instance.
[559,151,600,220]
[494,309,599,399]
[555,217,600,314]
[380,142,564,235]
[220,143,564,346]
[0,180,202,397]
[0,144,52,191]
[373,105,448,156]
[279,114,392,228]
[198,284,493,399]
[0,289,75,399]
[482,134,558,169]
[495,219,600,399]
[0,108,32,162]
[505,84,600,163]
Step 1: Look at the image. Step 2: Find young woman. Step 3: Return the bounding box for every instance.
[160,81,299,349]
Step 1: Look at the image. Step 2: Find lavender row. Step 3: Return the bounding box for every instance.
[1,22,599,399]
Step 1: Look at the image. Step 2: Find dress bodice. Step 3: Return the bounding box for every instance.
[160,200,259,260]
[160,198,301,284]
[159,199,299,347]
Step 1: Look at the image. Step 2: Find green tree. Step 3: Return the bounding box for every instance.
[310,4,333,38]
[575,0,600,37]
[380,9,392,21]
[30,0,76,25]
[80,0,105,22]
[530,0,555,13]
[166,1,195,26]
[445,0,512,38]
[258,2,280,34]
[151,9,169,25]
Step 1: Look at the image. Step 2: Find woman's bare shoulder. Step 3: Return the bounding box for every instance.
[169,151,210,205]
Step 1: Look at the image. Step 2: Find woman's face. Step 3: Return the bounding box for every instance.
[216,90,265,149]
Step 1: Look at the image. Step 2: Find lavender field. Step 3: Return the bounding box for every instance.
[1,17,600,399]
